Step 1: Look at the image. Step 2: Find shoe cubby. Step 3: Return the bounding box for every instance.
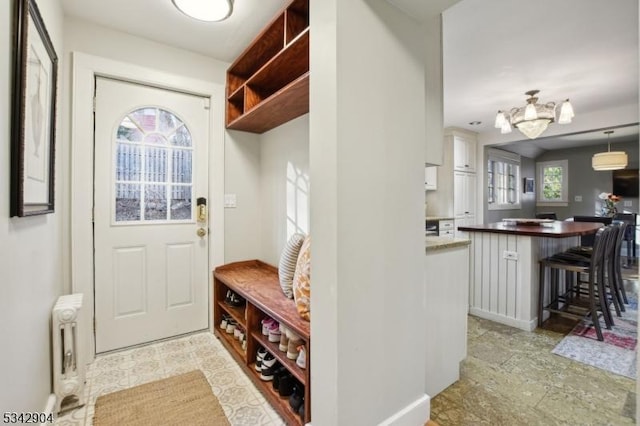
[213,260,311,425]
[225,0,309,133]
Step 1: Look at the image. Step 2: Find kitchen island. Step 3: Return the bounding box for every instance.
[458,221,602,331]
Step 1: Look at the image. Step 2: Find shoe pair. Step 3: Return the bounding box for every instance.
[259,351,280,381]
[234,325,245,343]
[295,345,306,369]
[219,314,231,330]
[285,329,302,360]
[289,383,304,412]
[223,318,236,334]
[272,367,296,397]
[255,347,268,372]
[262,317,281,343]
[224,290,245,307]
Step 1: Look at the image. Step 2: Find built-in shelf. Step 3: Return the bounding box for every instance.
[225,0,309,133]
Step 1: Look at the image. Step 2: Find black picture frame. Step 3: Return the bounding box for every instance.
[523,177,534,193]
[10,0,58,217]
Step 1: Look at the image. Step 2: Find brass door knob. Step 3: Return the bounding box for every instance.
[197,228,207,237]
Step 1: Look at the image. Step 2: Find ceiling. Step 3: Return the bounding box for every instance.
[61,0,639,155]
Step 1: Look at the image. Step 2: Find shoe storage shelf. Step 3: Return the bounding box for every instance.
[213,260,311,425]
[225,0,309,133]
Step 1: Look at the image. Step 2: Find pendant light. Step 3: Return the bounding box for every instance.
[592,130,628,171]
[172,0,233,22]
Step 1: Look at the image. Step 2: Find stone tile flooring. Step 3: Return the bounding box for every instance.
[431,271,639,426]
[54,332,285,426]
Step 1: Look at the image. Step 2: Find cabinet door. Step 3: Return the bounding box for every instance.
[466,173,477,217]
[425,166,438,190]
[453,136,477,173]
[453,171,467,218]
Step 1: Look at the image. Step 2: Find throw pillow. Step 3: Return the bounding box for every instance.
[278,233,306,299]
[292,235,311,321]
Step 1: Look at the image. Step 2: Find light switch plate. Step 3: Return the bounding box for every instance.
[574,195,582,202]
[224,194,237,208]
[624,200,633,207]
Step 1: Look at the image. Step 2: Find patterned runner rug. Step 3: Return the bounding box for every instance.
[93,370,230,426]
[552,304,638,379]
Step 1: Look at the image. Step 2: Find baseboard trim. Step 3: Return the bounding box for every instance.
[469,308,537,331]
[377,394,430,426]
[42,394,56,426]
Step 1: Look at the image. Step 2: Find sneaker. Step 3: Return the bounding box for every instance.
[225,290,245,307]
[255,347,267,372]
[278,372,295,397]
[261,318,276,336]
[242,339,247,352]
[272,366,288,391]
[289,383,304,411]
[279,324,289,352]
[219,314,230,330]
[234,326,241,340]
[260,353,278,381]
[286,330,302,360]
[225,319,236,334]
[296,345,306,369]
[268,321,281,343]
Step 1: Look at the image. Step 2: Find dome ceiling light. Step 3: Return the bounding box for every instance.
[592,130,628,171]
[172,0,233,22]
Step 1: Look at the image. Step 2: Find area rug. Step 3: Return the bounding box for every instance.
[552,307,638,379]
[93,370,230,426]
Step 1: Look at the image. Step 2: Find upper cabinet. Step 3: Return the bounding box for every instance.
[452,134,476,173]
[425,166,438,191]
[225,0,309,133]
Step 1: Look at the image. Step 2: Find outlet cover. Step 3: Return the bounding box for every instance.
[624,200,633,207]
[574,195,582,202]
[503,250,518,261]
[224,194,237,208]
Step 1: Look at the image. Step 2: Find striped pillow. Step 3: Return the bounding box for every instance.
[278,233,306,298]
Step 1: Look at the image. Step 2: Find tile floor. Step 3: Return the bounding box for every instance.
[54,332,285,426]
[431,268,639,425]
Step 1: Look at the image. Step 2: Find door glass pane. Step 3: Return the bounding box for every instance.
[115,183,141,221]
[144,184,167,220]
[114,107,193,222]
[131,108,157,132]
[172,150,192,184]
[116,143,141,181]
[144,147,168,183]
[170,125,192,147]
[170,185,192,220]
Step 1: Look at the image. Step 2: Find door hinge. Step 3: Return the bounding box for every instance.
[203,97,210,110]
[93,318,96,333]
[91,207,95,223]
[93,96,96,112]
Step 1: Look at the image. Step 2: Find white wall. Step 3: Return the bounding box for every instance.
[62,17,263,267]
[0,0,65,413]
[311,0,429,424]
[260,115,310,265]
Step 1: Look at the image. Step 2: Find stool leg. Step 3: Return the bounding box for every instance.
[538,263,546,327]
[589,277,604,341]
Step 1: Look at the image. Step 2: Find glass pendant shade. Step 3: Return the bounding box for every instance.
[524,103,538,120]
[514,119,551,139]
[592,151,628,170]
[500,120,512,134]
[494,111,506,128]
[172,0,233,21]
[557,99,575,124]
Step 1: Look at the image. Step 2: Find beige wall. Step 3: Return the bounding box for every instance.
[0,0,65,413]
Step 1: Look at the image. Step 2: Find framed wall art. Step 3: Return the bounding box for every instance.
[10,0,58,216]
[523,177,534,194]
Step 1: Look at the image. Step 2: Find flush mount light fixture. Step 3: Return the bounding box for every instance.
[172,0,233,22]
[592,130,628,171]
[494,90,575,139]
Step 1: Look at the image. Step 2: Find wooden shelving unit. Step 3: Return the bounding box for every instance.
[225,0,309,133]
[214,260,311,425]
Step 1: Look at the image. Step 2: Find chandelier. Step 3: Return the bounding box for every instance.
[494,90,575,139]
[592,130,628,171]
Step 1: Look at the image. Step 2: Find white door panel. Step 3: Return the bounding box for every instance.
[94,77,209,353]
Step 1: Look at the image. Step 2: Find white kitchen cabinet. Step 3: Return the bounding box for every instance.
[425,166,438,191]
[453,134,476,173]
[454,171,476,237]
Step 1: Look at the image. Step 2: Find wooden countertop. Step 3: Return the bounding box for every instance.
[458,221,603,238]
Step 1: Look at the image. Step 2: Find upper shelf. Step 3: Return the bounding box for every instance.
[225,0,309,133]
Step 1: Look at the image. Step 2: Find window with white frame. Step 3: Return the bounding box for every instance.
[487,148,521,210]
[536,160,569,205]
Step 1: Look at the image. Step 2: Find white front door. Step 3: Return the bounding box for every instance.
[94,77,210,353]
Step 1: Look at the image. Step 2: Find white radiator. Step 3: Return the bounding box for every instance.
[52,294,85,413]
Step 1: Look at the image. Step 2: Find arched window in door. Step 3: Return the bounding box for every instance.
[113,107,193,222]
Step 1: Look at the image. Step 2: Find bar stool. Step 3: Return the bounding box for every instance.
[538,227,612,341]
